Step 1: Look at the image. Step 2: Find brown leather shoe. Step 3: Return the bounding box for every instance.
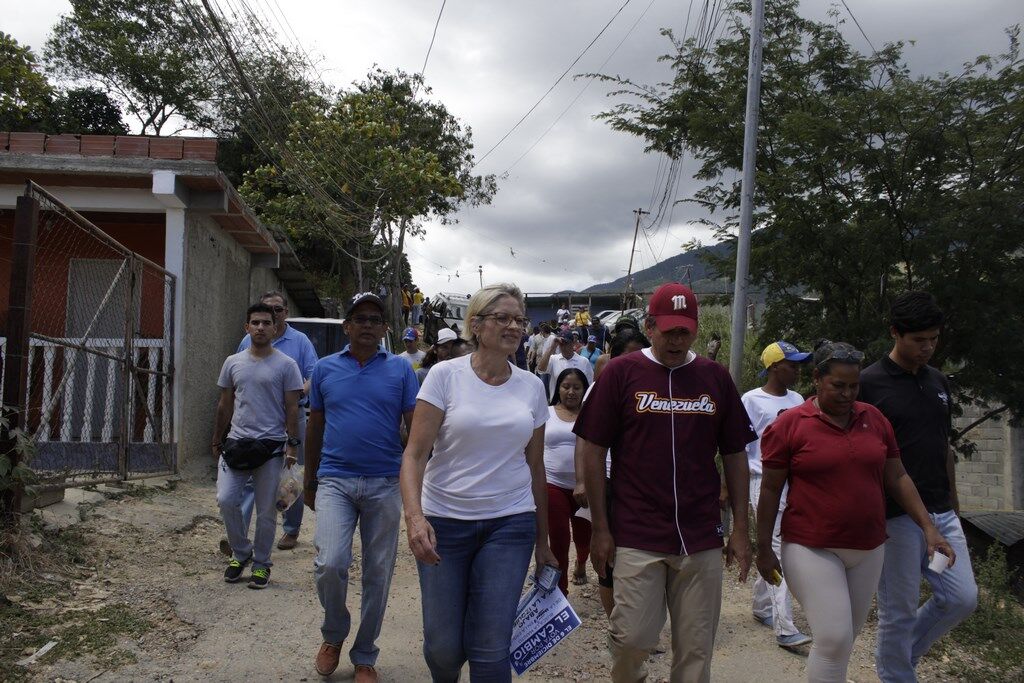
[315,642,341,677]
[277,533,299,550]
[354,664,378,683]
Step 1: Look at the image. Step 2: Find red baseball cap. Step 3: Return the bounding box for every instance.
[647,283,699,333]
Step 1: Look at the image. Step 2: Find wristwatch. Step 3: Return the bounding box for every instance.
[287,437,301,447]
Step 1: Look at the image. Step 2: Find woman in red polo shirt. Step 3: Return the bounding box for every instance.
[755,341,956,683]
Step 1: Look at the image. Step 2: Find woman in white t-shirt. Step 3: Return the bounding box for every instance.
[400,283,557,683]
[544,367,591,595]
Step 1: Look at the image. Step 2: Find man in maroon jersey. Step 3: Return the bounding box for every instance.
[574,282,755,683]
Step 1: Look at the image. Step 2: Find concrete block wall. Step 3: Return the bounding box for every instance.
[955,403,1023,511]
[248,267,301,314]
[177,214,297,467]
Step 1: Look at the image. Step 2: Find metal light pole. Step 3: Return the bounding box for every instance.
[728,0,766,385]
[478,265,483,289]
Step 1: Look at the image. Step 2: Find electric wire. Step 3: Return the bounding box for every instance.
[421,0,447,79]
[474,0,635,168]
[500,0,659,175]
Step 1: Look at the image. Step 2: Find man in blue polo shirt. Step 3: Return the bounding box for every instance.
[303,291,418,682]
[231,290,318,552]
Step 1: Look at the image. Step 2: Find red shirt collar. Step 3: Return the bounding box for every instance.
[796,397,868,429]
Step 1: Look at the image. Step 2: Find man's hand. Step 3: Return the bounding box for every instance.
[303,480,316,511]
[284,445,297,468]
[725,530,752,582]
[407,513,441,565]
[572,482,588,508]
[925,527,957,568]
[590,528,615,579]
[706,337,721,360]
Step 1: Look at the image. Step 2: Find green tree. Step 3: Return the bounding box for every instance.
[0,32,54,131]
[207,40,331,187]
[597,0,1024,427]
[45,0,214,135]
[241,69,496,329]
[47,86,128,134]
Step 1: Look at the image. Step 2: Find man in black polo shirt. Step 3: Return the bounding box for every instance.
[860,292,977,683]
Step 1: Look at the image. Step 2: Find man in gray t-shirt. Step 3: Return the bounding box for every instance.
[212,303,303,589]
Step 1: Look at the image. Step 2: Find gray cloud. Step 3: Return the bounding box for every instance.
[8,0,1021,297]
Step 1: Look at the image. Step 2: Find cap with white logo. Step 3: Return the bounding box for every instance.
[345,291,386,319]
[647,283,699,333]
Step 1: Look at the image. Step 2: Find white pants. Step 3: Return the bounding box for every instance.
[749,474,797,636]
[782,542,885,683]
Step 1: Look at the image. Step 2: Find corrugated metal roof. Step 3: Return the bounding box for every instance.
[961,511,1024,546]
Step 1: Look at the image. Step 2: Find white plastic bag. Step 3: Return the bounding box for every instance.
[276,465,303,512]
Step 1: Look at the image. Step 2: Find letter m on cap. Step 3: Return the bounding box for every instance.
[671,294,687,310]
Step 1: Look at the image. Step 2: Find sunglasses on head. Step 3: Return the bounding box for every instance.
[815,341,864,369]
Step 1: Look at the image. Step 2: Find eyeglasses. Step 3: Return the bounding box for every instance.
[349,315,385,326]
[270,306,286,313]
[479,313,528,328]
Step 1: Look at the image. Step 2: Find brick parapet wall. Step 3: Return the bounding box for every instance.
[1,132,217,161]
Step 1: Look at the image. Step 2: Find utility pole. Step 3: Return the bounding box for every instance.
[683,264,693,289]
[623,207,650,311]
[728,0,766,385]
[478,265,483,290]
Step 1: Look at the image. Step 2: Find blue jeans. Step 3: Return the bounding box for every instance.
[418,512,536,683]
[314,476,401,667]
[242,411,306,536]
[216,455,282,570]
[876,511,978,682]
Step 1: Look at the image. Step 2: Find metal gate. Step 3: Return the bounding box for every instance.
[1,181,177,491]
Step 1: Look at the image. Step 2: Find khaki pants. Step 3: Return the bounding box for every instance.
[609,547,723,683]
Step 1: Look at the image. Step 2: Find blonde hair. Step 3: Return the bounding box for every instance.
[464,283,526,345]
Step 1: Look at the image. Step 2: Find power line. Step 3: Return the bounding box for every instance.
[838,0,880,56]
[185,0,385,262]
[421,0,447,78]
[474,0,635,167]
[501,0,658,175]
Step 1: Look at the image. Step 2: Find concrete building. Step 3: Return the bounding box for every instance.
[0,132,323,481]
[955,404,1024,511]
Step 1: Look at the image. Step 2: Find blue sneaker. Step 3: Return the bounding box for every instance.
[777,632,813,649]
[754,614,773,628]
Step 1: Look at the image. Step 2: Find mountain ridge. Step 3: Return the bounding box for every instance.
[583,242,731,294]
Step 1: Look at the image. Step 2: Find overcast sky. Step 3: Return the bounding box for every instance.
[8,0,1021,296]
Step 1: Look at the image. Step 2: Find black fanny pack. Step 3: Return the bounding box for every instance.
[221,438,285,470]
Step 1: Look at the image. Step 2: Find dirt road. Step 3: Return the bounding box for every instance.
[24,470,954,682]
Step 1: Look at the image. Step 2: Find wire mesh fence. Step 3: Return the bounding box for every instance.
[1,182,176,491]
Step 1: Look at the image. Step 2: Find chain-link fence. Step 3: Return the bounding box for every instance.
[1,182,176,491]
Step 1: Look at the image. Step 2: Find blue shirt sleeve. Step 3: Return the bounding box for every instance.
[237,335,250,353]
[401,359,419,412]
[309,361,325,411]
[300,337,317,379]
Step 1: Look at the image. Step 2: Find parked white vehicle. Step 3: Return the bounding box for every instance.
[602,308,645,332]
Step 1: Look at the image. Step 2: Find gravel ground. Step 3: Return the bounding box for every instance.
[21,468,956,682]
